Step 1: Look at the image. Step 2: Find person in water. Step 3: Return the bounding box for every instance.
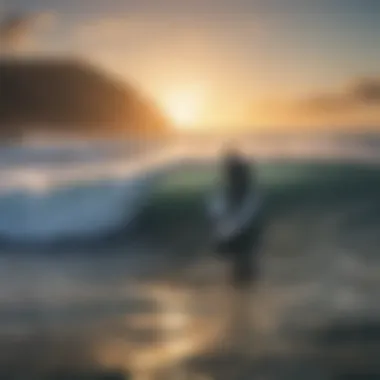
[209,146,264,288]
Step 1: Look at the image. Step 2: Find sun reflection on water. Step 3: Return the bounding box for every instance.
[94,281,230,379]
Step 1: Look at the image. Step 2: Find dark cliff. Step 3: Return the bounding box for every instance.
[0,58,170,139]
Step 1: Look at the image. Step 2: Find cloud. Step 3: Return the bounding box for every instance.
[0,12,56,52]
[250,77,380,130]
[0,13,33,49]
[299,77,380,114]
[349,78,380,104]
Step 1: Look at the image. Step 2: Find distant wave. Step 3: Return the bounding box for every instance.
[173,133,380,163]
[0,133,379,244]
[0,140,182,244]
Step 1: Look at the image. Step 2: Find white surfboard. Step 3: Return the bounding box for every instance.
[206,187,262,242]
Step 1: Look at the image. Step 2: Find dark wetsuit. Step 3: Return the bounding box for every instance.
[220,153,264,288]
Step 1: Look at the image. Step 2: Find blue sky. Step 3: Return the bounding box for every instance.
[1,0,380,129]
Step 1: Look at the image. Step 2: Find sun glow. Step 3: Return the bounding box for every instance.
[160,86,206,129]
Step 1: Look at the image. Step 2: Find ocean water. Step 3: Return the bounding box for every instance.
[0,139,183,243]
[0,133,380,380]
[1,133,379,244]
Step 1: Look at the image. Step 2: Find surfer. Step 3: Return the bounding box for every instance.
[208,146,264,288]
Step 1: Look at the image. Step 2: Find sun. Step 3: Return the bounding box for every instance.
[161,87,205,129]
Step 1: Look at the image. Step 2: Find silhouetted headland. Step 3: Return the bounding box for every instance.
[0,58,171,140]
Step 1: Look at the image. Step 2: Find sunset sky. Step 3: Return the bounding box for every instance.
[1,0,380,131]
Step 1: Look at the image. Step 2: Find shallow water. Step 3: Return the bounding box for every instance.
[1,161,380,380]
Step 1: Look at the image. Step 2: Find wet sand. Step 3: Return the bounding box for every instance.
[0,161,379,380]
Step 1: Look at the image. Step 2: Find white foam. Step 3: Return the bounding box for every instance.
[0,141,184,242]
